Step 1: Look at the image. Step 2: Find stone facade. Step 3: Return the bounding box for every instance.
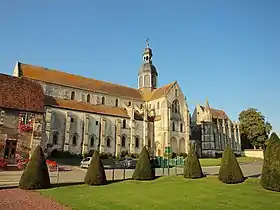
[191,99,241,157]
[0,74,44,163]
[13,42,190,157]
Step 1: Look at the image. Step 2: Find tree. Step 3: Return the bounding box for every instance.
[84,151,107,185]
[239,108,272,149]
[183,144,203,179]
[132,147,155,180]
[19,145,51,190]
[260,132,280,191]
[218,145,245,184]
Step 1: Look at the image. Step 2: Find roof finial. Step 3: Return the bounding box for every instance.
[145,37,150,48]
[205,97,210,110]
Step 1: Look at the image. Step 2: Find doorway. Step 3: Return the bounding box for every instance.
[4,140,17,164]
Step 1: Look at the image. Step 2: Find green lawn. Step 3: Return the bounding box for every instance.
[199,157,262,167]
[40,176,279,210]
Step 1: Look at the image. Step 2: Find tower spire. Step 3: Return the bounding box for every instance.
[205,97,210,110]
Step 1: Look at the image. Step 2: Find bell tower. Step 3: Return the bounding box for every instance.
[138,38,158,91]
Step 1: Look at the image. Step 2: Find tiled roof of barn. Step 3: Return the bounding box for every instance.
[44,96,130,118]
[200,105,229,120]
[18,62,174,102]
[0,73,44,113]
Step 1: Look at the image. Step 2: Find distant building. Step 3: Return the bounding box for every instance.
[191,99,241,157]
[12,41,191,157]
[0,74,44,163]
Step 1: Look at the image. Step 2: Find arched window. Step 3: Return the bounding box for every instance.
[180,123,183,132]
[144,75,150,86]
[101,96,105,105]
[152,75,156,87]
[52,132,58,145]
[106,137,111,147]
[157,102,160,109]
[175,89,178,97]
[121,136,126,147]
[72,135,77,145]
[172,100,180,114]
[139,76,143,88]
[123,119,126,129]
[115,99,118,107]
[71,91,75,100]
[172,122,175,131]
[135,137,139,148]
[140,104,143,109]
[90,136,94,147]
[128,101,131,107]
[87,94,90,103]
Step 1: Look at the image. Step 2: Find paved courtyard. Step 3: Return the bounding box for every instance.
[0,162,262,188]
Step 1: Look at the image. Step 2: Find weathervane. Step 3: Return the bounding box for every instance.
[146,37,150,48]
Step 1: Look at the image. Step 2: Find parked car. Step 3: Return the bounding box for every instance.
[80,157,91,168]
[123,157,137,169]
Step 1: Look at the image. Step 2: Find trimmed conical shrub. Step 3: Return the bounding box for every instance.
[260,132,280,191]
[19,145,51,190]
[218,145,244,184]
[132,147,155,180]
[184,144,203,179]
[84,151,107,185]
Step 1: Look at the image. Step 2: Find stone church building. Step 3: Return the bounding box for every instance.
[191,99,241,157]
[12,42,191,157]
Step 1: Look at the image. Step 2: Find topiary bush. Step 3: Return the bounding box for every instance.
[132,147,155,180]
[184,144,203,179]
[260,132,280,191]
[19,145,51,190]
[218,145,245,184]
[84,151,107,185]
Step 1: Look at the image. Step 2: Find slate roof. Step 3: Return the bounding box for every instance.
[0,73,44,113]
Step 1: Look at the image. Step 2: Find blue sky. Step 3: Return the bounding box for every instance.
[0,0,279,134]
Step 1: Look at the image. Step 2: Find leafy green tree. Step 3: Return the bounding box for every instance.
[260,132,280,191]
[183,144,203,179]
[19,145,51,190]
[218,145,245,184]
[84,151,107,185]
[132,147,155,180]
[239,108,272,149]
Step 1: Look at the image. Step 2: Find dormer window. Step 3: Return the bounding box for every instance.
[115,99,119,107]
[175,89,178,97]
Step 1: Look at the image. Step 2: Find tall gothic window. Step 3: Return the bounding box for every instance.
[172,100,180,114]
[123,119,126,129]
[135,137,139,148]
[72,135,77,145]
[180,123,183,132]
[106,137,111,147]
[172,122,175,131]
[139,76,143,88]
[121,136,126,147]
[115,99,118,107]
[52,132,58,145]
[90,136,94,147]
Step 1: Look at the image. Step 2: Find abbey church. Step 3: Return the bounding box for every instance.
[0,40,241,161]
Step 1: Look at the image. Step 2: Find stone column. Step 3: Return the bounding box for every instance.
[143,108,148,147]
[82,114,89,155]
[233,123,237,151]
[63,112,71,152]
[217,119,221,150]
[228,120,232,149]
[130,119,135,153]
[45,110,52,148]
[237,123,241,152]
[222,119,226,150]
[115,119,121,156]
[99,117,106,153]
[184,109,190,153]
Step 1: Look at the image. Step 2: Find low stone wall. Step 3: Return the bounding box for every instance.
[243,149,264,159]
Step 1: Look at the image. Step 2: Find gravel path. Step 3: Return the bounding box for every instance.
[0,188,70,210]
